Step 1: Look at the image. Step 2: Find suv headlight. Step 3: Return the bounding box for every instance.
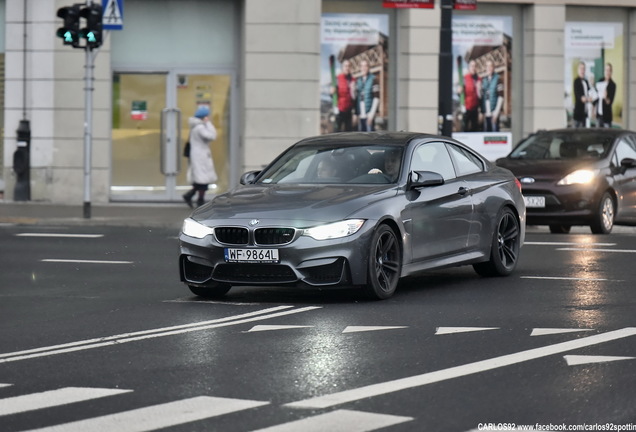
[182,218,214,239]
[557,169,599,186]
[303,219,365,240]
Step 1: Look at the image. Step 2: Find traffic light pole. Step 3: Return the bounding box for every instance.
[83,46,95,219]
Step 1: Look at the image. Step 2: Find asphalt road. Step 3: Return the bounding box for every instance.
[1,223,635,431]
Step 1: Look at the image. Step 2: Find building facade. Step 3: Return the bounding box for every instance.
[2,0,636,204]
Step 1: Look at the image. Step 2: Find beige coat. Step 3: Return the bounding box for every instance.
[187,117,218,185]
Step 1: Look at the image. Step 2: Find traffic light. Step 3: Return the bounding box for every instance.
[56,5,81,47]
[80,3,103,50]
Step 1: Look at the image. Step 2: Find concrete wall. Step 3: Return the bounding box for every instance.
[242,0,321,173]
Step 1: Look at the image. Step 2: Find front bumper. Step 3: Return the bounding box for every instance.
[522,183,602,225]
[179,224,375,288]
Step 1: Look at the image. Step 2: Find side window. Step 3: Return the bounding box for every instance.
[447,144,484,176]
[614,137,636,166]
[412,142,456,180]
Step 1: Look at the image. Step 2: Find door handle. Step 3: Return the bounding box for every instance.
[458,186,471,196]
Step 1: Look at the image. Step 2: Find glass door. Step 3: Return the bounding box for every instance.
[111,72,232,201]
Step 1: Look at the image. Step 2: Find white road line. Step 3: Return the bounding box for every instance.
[521,276,610,281]
[245,325,314,332]
[41,259,134,264]
[252,409,412,432]
[0,306,292,360]
[342,326,408,333]
[556,248,636,253]
[285,328,636,409]
[435,327,499,335]
[0,387,132,417]
[0,306,321,363]
[564,355,636,366]
[22,396,268,432]
[525,241,615,246]
[531,328,593,336]
[16,233,104,238]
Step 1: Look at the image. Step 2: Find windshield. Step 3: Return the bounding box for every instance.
[509,132,613,160]
[257,145,404,185]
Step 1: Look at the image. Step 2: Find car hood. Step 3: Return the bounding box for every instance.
[190,184,397,226]
[496,158,603,180]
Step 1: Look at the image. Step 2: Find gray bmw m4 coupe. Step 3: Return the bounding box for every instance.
[179,131,526,300]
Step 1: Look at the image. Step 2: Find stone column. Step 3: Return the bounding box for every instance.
[522,3,567,136]
[243,0,321,173]
[395,8,441,133]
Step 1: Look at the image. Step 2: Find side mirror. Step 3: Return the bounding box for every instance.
[240,170,261,185]
[408,170,444,189]
[620,158,636,170]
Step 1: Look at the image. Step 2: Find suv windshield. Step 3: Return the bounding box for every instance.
[257,145,403,185]
[509,132,613,160]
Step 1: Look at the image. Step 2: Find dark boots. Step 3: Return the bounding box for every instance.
[182,190,195,208]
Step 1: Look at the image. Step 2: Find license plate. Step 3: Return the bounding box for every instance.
[524,195,545,208]
[224,248,279,263]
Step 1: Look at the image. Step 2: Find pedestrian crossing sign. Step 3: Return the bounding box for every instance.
[102,0,123,30]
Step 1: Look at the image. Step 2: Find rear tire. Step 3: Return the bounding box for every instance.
[590,192,614,234]
[549,224,571,234]
[188,284,232,298]
[473,207,520,277]
[364,224,402,300]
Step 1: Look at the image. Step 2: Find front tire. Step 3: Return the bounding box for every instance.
[188,284,232,298]
[364,224,402,300]
[590,192,614,234]
[473,207,520,277]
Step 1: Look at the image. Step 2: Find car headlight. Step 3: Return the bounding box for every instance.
[303,219,365,240]
[557,169,599,186]
[182,218,214,239]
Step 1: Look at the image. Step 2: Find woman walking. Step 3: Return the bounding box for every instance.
[183,106,218,208]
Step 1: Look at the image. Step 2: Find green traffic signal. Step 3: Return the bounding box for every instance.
[56,5,80,47]
[80,3,103,49]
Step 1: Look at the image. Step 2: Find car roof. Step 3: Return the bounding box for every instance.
[293,131,440,148]
[531,128,635,138]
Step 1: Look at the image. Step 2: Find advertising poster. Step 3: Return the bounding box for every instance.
[320,13,389,134]
[564,22,623,128]
[452,15,513,160]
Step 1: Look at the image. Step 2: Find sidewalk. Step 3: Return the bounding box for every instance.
[0,201,193,229]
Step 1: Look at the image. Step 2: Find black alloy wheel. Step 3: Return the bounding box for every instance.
[365,224,402,300]
[473,207,520,277]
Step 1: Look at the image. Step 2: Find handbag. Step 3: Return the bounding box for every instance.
[183,141,191,158]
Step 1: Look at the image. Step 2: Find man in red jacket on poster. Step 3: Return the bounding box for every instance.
[330,59,356,132]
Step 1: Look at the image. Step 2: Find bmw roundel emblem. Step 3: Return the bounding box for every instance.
[520,177,535,184]
[249,219,260,226]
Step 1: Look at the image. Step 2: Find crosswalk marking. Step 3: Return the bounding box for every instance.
[286,328,636,409]
[0,383,12,388]
[22,396,268,432]
[252,409,412,432]
[0,387,132,416]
